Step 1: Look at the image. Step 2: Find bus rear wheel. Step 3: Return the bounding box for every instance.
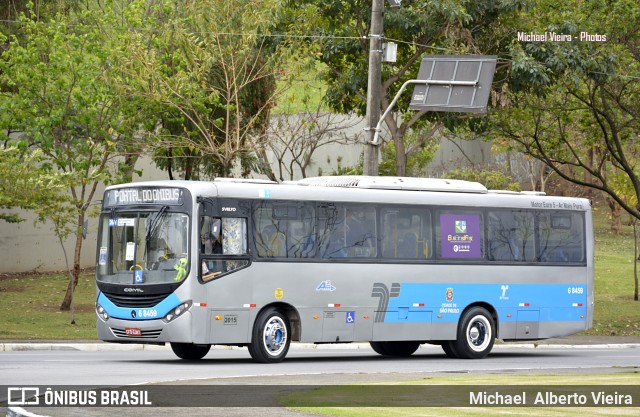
[441,341,460,358]
[370,341,420,357]
[170,342,211,360]
[248,308,291,363]
[450,307,495,359]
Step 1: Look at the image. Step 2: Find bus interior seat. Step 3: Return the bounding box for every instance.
[397,232,418,258]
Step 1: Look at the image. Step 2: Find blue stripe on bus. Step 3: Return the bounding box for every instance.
[384,283,587,323]
[97,292,183,321]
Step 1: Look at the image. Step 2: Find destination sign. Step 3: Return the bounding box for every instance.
[105,187,184,207]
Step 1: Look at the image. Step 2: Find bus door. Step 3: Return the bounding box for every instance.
[198,198,252,344]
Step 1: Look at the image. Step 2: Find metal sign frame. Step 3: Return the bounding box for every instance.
[370,55,496,145]
[409,55,497,113]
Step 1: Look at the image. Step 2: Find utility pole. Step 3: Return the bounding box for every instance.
[363,0,384,176]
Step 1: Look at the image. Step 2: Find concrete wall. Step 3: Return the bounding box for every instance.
[427,136,495,177]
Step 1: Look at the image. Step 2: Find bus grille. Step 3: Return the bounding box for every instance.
[111,328,163,339]
[102,291,171,308]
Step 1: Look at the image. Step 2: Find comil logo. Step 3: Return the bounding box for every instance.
[7,387,40,406]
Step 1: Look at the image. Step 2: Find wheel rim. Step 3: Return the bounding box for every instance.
[465,315,492,352]
[263,316,287,357]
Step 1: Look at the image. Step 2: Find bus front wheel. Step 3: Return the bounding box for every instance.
[170,342,211,360]
[248,308,291,363]
[450,307,495,359]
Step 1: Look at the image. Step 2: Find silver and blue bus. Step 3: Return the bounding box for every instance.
[95,176,593,362]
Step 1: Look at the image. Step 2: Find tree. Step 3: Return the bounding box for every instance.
[117,0,284,179]
[0,146,68,223]
[495,0,640,217]
[0,0,82,24]
[377,125,440,177]
[286,0,526,176]
[491,0,640,299]
[266,100,362,181]
[0,9,138,311]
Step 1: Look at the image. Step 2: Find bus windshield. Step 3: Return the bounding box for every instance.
[97,209,190,285]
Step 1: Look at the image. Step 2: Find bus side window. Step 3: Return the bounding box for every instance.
[487,210,535,262]
[318,204,342,258]
[222,218,247,255]
[253,202,315,258]
[200,216,248,281]
[536,212,585,263]
[381,208,431,259]
[344,206,377,258]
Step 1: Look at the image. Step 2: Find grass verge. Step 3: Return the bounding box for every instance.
[0,271,96,340]
[589,205,640,335]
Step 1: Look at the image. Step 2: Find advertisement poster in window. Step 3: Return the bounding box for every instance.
[440,214,481,258]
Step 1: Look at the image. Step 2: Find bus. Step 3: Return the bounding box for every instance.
[95,176,593,362]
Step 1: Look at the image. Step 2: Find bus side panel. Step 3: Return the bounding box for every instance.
[372,321,432,342]
[208,310,250,343]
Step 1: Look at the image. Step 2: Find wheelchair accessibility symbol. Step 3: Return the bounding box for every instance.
[346,311,355,324]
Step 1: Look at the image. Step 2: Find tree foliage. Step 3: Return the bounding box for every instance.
[494,0,640,220]
[286,0,527,175]
[116,0,283,179]
[0,146,69,223]
[0,7,139,310]
[490,0,640,299]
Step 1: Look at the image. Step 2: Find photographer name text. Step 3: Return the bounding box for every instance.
[470,390,633,406]
[518,31,607,42]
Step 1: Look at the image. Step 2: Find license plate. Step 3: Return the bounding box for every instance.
[125,328,142,337]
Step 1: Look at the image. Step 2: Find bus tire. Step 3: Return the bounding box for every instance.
[370,341,420,357]
[369,341,389,355]
[248,308,290,363]
[441,341,460,358]
[453,307,495,359]
[170,342,211,360]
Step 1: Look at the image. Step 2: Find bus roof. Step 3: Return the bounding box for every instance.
[105,177,590,211]
[289,176,488,193]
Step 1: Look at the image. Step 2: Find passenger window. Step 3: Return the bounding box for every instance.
[536,212,585,263]
[253,202,316,258]
[487,210,535,262]
[319,205,377,259]
[381,208,431,259]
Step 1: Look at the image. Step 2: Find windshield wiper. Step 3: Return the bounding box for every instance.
[145,206,169,255]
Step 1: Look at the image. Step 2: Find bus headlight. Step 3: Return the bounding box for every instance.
[96,304,109,321]
[163,300,192,323]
